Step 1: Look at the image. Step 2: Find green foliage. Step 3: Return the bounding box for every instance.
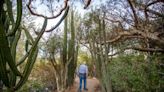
[109,54,162,92]
[17,60,57,92]
[78,52,91,64]
[77,51,93,76]
[16,80,44,92]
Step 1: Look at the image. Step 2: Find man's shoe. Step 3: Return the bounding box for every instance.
[84,88,88,91]
[78,88,82,92]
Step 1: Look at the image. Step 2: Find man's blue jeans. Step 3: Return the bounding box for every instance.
[79,73,87,90]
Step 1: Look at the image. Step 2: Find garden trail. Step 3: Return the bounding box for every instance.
[66,76,101,92]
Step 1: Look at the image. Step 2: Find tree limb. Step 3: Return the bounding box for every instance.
[45,6,69,32]
[146,9,164,18]
[147,0,161,7]
[84,0,92,9]
[127,0,138,27]
[27,0,69,19]
[108,46,164,56]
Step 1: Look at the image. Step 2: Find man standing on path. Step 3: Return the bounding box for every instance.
[78,61,88,92]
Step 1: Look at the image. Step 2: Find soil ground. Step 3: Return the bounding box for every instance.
[65,77,101,92]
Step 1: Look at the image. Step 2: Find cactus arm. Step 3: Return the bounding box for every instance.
[0,50,10,88]
[0,21,10,88]
[15,26,35,67]
[9,29,21,87]
[7,0,22,36]
[14,47,38,90]
[0,20,22,77]
[4,16,10,32]
[16,52,29,66]
[5,0,15,23]
[11,29,21,62]
[63,14,68,64]
[22,26,34,44]
[14,18,47,90]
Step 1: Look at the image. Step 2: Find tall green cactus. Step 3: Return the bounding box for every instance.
[0,0,68,91]
[0,0,47,90]
[66,9,78,87]
[63,12,68,65]
[0,1,22,91]
[60,8,78,89]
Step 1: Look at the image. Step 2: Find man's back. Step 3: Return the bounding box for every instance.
[78,64,88,91]
[79,64,88,74]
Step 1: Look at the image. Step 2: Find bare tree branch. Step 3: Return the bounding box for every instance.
[27,0,69,19]
[84,0,92,9]
[129,47,164,52]
[108,46,164,56]
[103,34,144,44]
[147,0,161,7]
[146,9,164,18]
[127,0,138,27]
[45,6,69,32]
[105,17,124,29]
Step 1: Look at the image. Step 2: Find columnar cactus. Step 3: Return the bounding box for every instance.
[0,0,68,91]
[66,9,78,87]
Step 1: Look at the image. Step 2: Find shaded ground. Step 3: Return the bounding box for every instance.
[66,77,101,92]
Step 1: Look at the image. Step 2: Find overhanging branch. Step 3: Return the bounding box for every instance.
[27,0,69,19]
[146,9,164,18]
[108,46,164,56]
[127,0,138,27]
[45,6,69,32]
[84,0,92,9]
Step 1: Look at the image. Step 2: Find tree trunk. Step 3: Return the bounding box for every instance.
[98,16,112,92]
[100,63,112,92]
[55,69,67,92]
[92,48,112,92]
[56,77,65,92]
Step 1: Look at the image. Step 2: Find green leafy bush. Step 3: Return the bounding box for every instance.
[109,54,162,92]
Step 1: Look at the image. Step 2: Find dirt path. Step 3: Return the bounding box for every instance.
[66,77,100,92]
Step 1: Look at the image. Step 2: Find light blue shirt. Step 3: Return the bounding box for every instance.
[78,64,88,74]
